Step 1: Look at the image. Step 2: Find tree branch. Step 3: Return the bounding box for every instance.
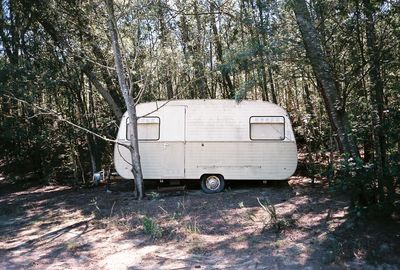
[4,93,123,146]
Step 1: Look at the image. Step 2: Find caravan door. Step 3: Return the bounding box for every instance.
[160,106,186,179]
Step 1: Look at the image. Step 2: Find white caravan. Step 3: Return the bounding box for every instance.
[114,99,297,193]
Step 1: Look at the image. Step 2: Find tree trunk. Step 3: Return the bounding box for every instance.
[210,2,234,98]
[77,72,99,175]
[157,0,174,99]
[254,0,269,102]
[268,67,278,104]
[291,0,360,159]
[106,0,144,199]
[355,0,373,162]
[363,0,387,201]
[193,1,208,99]
[178,9,195,98]
[83,69,123,121]
[302,79,315,119]
[177,1,208,99]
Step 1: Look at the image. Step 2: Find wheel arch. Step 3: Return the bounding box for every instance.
[200,173,225,180]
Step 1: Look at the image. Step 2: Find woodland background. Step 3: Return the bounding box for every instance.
[0,0,399,213]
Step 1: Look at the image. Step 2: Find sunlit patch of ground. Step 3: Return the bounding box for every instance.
[0,177,399,269]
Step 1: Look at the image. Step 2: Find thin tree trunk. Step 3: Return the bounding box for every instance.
[157,0,174,99]
[193,2,208,99]
[303,79,315,119]
[253,0,269,102]
[78,71,99,175]
[355,0,373,162]
[210,2,234,98]
[178,8,195,98]
[268,67,278,104]
[106,0,144,199]
[363,0,387,201]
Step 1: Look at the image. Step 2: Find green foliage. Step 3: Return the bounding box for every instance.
[235,80,256,102]
[335,156,375,202]
[333,154,398,217]
[142,216,162,239]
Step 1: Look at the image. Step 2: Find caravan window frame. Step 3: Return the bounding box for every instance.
[249,116,285,141]
[126,116,161,141]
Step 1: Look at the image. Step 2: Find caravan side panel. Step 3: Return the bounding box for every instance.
[114,141,185,179]
[184,141,297,180]
[114,141,165,179]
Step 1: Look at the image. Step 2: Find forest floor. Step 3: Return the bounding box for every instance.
[0,175,399,270]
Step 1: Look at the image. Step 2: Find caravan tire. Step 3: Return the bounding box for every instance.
[201,175,225,194]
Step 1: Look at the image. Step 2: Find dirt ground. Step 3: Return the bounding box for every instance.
[0,176,399,270]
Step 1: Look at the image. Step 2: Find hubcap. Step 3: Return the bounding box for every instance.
[205,176,220,191]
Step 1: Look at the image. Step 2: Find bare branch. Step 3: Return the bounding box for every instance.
[4,93,120,145]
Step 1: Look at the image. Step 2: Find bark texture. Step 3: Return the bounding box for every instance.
[106,0,144,199]
[291,0,360,159]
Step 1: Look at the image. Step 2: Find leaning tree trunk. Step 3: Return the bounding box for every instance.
[106,0,144,199]
[291,0,360,159]
[83,69,123,120]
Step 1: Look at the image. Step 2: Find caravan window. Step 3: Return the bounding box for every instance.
[126,117,160,141]
[249,116,285,140]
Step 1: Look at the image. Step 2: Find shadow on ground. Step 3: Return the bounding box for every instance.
[0,176,399,269]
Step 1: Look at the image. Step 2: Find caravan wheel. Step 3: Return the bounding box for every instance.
[201,175,225,194]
